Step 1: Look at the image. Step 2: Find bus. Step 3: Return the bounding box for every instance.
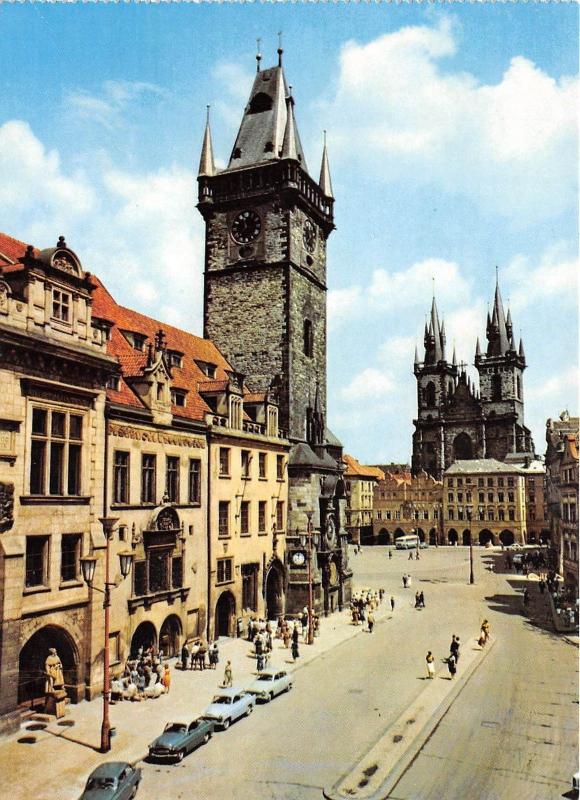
[395,534,419,550]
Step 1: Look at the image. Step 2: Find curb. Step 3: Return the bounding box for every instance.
[323,637,497,800]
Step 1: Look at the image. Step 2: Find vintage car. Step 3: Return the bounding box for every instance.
[148,718,214,761]
[202,687,255,729]
[246,668,293,702]
[79,762,141,800]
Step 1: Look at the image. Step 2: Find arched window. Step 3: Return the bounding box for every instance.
[491,373,502,401]
[249,92,273,114]
[516,375,521,399]
[453,432,473,461]
[303,319,314,357]
[425,382,436,407]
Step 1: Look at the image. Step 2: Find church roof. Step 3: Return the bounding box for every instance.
[343,454,385,480]
[445,459,524,475]
[225,64,307,172]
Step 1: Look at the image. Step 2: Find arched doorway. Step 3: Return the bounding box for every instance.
[265,561,285,621]
[18,625,80,708]
[130,621,157,658]
[429,528,437,545]
[417,528,425,543]
[462,529,471,546]
[159,615,182,658]
[499,529,514,547]
[479,529,494,546]
[378,528,391,545]
[448,529,458,545]
[215,591,236,638]
[453,432,473,460]
[394,528,405,540]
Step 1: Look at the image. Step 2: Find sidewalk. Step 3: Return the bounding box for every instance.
[0,597,393,800]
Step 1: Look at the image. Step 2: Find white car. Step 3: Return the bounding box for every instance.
[202,687,255,730]
[246,668,293,702]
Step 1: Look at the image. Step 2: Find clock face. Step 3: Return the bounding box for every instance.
[325,516,337,549]
[303,220,316,253]
[231,210,261,244]
[291,550,306,567]
[329,562,338,586]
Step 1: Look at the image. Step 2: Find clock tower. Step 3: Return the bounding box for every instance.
[197,47,351,615]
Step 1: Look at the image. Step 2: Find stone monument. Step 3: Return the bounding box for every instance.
[44,648,67,718]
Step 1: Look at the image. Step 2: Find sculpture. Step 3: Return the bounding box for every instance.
[44,648,67,718]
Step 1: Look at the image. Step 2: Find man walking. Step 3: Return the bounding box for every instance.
[390,596,395,612]
[223,660,233,687]
[367,611,375,633]
[181,641,189,672]
[426,651,435,679]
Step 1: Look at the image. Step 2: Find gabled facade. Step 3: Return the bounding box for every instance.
[412,279,534,480]
[342,455,384,545]
[372,470,443,546]
[197,49,351,616]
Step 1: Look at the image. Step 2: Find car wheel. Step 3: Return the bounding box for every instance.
[245,704,253,716]
[268,692,274,702]
[203,732,210,744]
[176,749,185,762]
[286,682,292,691]
[221,718,230,730]
[130,788,138,799]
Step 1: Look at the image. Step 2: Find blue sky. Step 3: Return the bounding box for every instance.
[0,4,577,463]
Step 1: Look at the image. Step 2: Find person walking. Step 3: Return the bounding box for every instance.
[390,596,395,612]
[447,652,457,679]
[223,660,233,688]
[189,640,199,670]
[181,642,189,672]
[481,619,490,642]
[523,588,530,607]
[282,626,291,649]
[419,591,425,608]
[415,591,421,609]
[162,664,171,694]
[292,622,300,645]
[426,651,435,679]
[367,611,375,633]
[209,641,219,669]
[291,638,300,662]
[408,551,414,561]
[402,574,408,588]
[449,635,460,663]
[388,550,393,559]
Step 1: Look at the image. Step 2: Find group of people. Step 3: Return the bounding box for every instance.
[180,639,220,671]
[110,647,171,702]
[414,591,426,609]
[350,588,385,628]
[505,549,546,575]
[408,550,420,561]
[402,574,413,588]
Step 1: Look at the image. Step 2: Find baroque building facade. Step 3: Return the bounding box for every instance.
[197,49,352,616]
[342,455,384,545]
[372,469,443,546]
[412,281,534,480]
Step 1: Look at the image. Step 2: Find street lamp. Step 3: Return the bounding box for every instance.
[299,511,319,645]
[80,517,133,753]
[466,506,474,585]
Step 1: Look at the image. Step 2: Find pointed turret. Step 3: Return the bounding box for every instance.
[440,318,447,361]
[519,337,525,359]
[475,337,481,358]
[452,345,457,367]
[319,131,334,199]
[506,307,513,340]
[430,297,443,363]
[281,94,299,160]
[487,275,510,356]
[198,107,215,177]
[414,344,420,368]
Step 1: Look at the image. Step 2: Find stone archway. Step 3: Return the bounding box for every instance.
[159,615,182,658]
[130,621,157,658]
[394,528,405,540]
[453,432,473,460]
[429,528,437,545]
[215,591,236,638]
[479,529,494,546]
[499,529,514,547]
[378,528,391,545]
[448,529,458,545]
[417,528,425,543]
[18,625,80,708]
[462,529,471,546]
[265,560,285,621]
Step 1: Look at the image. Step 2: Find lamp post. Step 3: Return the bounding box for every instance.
[466,506,474,585]
[299,511,319,645]
[80,517,133,753]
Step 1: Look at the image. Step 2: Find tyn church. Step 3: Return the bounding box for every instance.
[412,279,535,480]
[197,47,352,615]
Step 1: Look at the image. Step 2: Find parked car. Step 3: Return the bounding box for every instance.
[246,668,293,702]
[148,718,214,762]
[202,687,255,729]
[79,762,141,800]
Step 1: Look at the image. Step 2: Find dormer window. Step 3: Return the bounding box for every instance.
[107,375,121,391]
[121,331,147,351]
[196,360,217,379]
[52,289,71,323]
[171,389,187,408]
[167,351,183,369]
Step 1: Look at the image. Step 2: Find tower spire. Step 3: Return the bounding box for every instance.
[277,31,283,67]
[256,37,262,72]
[281,92,299,160]
[319,130,334,199]
[430,296,442,362]
[198,105,215,177]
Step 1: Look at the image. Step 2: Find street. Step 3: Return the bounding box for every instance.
[134,546,577,800]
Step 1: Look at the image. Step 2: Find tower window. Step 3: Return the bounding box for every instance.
[491,374,502,401]
[264,141,274,153]
[516,375,521,399]
[425,382,436,408]
[303,319,314,358]
[249,92,273,114]
[232,147,242,160]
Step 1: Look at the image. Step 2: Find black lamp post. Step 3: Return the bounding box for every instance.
[466,506,474,585]
[80,517,133,753]
[299,511,319,645]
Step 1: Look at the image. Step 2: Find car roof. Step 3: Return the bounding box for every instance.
[89,762,132,779]
[212,686,244,697]
[255,668,282,676]
[166,720,189,727]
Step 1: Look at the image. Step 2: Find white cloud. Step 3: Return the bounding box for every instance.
[506,243,579,313]
[526,366,579,402]
[0,121,205,334]
[66,81,165,130]
[324,19,578,223]
[341,367,395,403]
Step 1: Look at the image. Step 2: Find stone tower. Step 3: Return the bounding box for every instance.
[412,278,534,479]
[197,48,352,615]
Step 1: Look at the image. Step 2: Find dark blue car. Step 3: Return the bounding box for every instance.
[79,762,141,800]
[148,718,214,762]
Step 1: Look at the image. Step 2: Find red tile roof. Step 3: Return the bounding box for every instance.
[0,232,35,269]
[343,454,385,480]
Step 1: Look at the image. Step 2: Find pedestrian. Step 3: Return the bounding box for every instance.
[402,574,408,588]
[415,591,421,609]
[256,652,265,672]
[209,641,219,669]
[283,626,291,648]
[352,607,359,625]
[447,652,457,679]
[379,589,384,602]
[408,551,414,561]
[162,664,171,693]
[419,591,425,608]
[388,550,393,560]
[190,640,199,670]
[181,642,189,672]
[426,651,435,679]
[223,660,233,688]
[291,638,300,661]
[477,633,486,648]
[481,619,490,642]
[198,641,207,670]
[367,611,375,633]
[539,580,545,595]
[390,596,395,612]
[450,635,460,663]
[523,588,530,606]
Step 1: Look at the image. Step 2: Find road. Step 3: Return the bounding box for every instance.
[136,546,577,800]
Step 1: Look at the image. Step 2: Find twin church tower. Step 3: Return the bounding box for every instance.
[197,49,352,614]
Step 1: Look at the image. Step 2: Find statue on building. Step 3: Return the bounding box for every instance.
[44,647,67,718]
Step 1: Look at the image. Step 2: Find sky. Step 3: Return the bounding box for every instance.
[0,3,578,464]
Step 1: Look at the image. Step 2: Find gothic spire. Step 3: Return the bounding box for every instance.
[414,344,420,367]
[430,297,443,362]
[198,106,215,177]
[440,317,447,361]
[519,337,525,359]
[452,344,457,367]
[486,272,510,356]
[319,131,334,199]
[281,94,299,160]
[475,336,481,358]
